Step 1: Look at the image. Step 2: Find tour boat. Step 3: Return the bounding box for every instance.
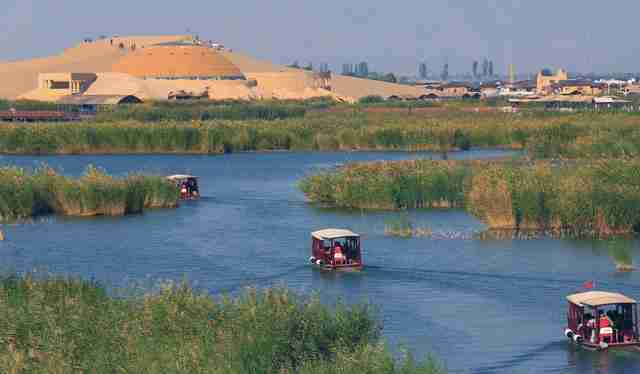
[564,291,640,350]
[309,229,363,271]
[166,175,200,200]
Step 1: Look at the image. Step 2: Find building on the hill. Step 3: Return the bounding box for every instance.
[58,95,143,114]
[38,73,98,97]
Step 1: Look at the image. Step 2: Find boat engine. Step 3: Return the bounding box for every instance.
[564,329,575,340]
[573,334,583,343]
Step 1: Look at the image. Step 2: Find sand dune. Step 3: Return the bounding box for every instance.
[0,36,190,99]
[223,50,423,100]
[3,35,424,102]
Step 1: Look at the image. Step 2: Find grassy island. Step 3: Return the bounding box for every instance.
[0,275,441,373]
[0,109,639,156]
[300,159,640,238]
[0,166,178,221]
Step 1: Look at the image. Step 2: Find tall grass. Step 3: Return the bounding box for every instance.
[95,100,307,122]
[0,100,59,111]
[2,111,640,156]
[0,165,178,220]
[0,275,442,373]
[300,160,470,210]
[300,159,640,237]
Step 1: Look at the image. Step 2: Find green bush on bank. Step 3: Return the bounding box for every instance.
[0,166,178,221]
[300,159,640,237]
[0,275,442,374]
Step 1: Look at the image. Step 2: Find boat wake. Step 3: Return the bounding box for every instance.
[471,340,568,374]
[365,265,639,291]
[208,264,309,295]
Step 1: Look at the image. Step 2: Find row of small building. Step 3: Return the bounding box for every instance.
[414,69,640,100]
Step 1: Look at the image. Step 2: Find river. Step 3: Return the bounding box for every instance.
[1,150,639,374]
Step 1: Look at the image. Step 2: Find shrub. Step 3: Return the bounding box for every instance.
[359,95,385,104]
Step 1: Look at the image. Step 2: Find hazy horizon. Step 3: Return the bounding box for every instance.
[2,0,639,76]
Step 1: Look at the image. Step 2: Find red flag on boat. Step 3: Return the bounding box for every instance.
[583,280,595,289]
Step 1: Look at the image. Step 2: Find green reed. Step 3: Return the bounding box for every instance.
[0,165,178,221]
[1,110,639,156]
[301,159,640,237]
[0,275,442,374]
[95,100,307,122]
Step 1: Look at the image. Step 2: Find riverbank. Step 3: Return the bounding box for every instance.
[1,111,639,156]
[300,159,640,238]
[0,166,178,221]
[0,275,441,373]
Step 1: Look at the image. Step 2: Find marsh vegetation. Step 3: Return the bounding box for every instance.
[300,159,640,238]
[0,165,178,221]
[0,275,442,373]
[1,110,639,156]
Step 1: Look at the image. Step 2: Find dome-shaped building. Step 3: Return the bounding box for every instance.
[111,43,245,80]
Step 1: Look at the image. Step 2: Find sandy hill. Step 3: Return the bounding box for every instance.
[3,35,423,101]
[219,50,292,74]
[0,35,191,99]
[221,50,423,100]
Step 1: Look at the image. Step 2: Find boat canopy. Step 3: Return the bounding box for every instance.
[312,229,360,240]
[166,174,198,180]
[567,291,637,307]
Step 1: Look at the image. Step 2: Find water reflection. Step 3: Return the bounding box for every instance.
[606,239,635,272]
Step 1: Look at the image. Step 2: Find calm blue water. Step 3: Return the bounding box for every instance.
[1,150,639,374]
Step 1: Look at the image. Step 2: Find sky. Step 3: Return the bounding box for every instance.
[1,0,639,76]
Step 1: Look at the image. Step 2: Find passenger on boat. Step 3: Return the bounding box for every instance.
[334,243,346,265]
[599,311,613,328]
[187,178,198,197]
[599,311,615,343]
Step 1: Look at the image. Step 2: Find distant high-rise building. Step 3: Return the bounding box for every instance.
[441,63,449,82]
[419,62,428,80]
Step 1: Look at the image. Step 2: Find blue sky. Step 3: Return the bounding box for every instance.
[2,1,638,75]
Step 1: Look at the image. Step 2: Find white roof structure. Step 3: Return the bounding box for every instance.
[311,229,360,240]
[567,291,637,307]
[593,97,631,104]
[166,174,198,180]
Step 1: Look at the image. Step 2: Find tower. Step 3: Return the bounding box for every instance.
[509,64,516,84]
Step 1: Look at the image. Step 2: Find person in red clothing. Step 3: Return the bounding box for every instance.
[598,310,615,343]
[333,243,346,265]
[599,311,613,328]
